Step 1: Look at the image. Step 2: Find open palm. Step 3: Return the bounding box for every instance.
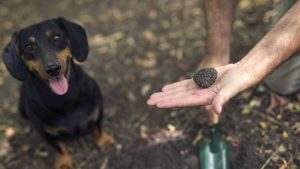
[147,63,252,114]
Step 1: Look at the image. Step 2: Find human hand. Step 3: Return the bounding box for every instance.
[147,63,253,114]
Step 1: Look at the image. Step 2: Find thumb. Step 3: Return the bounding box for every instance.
[212,89,231,114]
[212,94,223,114]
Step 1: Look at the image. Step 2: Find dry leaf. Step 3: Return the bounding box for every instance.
[0,140,11,157]
[127,92,137,102]
[140,125,148,139]
[292,122,300,134]
[141,84,152,96]
[259,121,268,129]
[191,8,201,16]
[282,131,288,139]
[148,9,158,19]
[239,0,252,9]
[5,127,15,139]
[135,57,157,68]
[192,132,203,145]
[161,20,170,29]
[226,136,240,147]
[278,144,286,153]
[254,0,270,7]
[167,124,176,132]
[35,148,49,158]
[143,30,156,42]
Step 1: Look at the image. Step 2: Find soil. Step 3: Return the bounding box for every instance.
[0,0,300,169]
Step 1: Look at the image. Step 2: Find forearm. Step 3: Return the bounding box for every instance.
[204,0,237,57]
[238,1,300,90]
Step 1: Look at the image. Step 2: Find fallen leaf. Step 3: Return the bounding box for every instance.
[127,91,137,102]
[143,30,156,42]
[0,140,11,157]
[99,14,109,22]
[282,131,288,139]
[115,144,123,151]
[141,84,152,96]
[226,136,240,147]
[275,115,282,121]
[140,125,148,139]
[292,122,300,134]
[191,8,201,16]
[259,121,268,129]
[249,98,260,108]
[35,148,49,158]
[271,153,280,162]
[148,9,158,19]
[240,91,252,99]
[239,0,252,10]
[161,20,170,29]
[5,127,15,139]
[278,144,286,153]
[192,131,203,145]
[90,34,105,46]
[22,144,31,152]
[241,105,251,115]
[111,7,122,20]
[254,0,270,7]
[278,164,287,169]
[167,124,176,132]
[135,57,157,68]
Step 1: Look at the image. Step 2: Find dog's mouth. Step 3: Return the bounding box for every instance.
[49,74,68,95]
[47,59,71,95]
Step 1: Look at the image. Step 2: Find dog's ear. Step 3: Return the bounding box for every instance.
[2,32,28,81]
[56,17,89,62]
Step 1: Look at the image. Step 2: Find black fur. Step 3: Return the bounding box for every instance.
[19,62,103,152]
[2,18,103,153]
[56,17,89,62]
[2,32,28,81]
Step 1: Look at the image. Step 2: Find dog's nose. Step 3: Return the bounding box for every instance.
[46,64,61,76]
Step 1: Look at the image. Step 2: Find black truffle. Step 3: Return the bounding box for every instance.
[193,68,217,88]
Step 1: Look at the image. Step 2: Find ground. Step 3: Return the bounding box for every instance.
[0,0,300,169]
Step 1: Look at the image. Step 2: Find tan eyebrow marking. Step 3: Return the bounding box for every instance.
[46,30,53,37]
[28,36,36,42]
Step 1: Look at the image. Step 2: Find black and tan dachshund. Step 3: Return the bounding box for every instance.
[2,17,115,169]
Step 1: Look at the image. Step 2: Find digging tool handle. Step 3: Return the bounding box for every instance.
[211,112,220,124]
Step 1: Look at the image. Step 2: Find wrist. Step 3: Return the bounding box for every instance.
[232,61,257,91]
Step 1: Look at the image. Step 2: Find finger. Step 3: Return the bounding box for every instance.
[162,79,192,91]
[150,83,198,100]
[148,88,197,105]
[154,88,198,104]
[156,90,215,108]
[150,85,188,99]
[147,94,161,105]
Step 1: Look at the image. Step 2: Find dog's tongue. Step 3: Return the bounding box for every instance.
[49,75,68,95]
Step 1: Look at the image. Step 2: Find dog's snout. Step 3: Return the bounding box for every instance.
[46,64,61,76]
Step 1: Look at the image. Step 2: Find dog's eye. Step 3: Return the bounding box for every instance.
[24,44,34,52]
[24,43,38,53]
[53,35,61,41]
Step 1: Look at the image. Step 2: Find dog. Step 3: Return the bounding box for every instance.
[2,17,115,169]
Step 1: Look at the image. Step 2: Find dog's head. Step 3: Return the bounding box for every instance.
[2,17,88,95]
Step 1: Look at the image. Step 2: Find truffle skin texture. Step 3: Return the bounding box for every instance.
[193,68,217,88]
